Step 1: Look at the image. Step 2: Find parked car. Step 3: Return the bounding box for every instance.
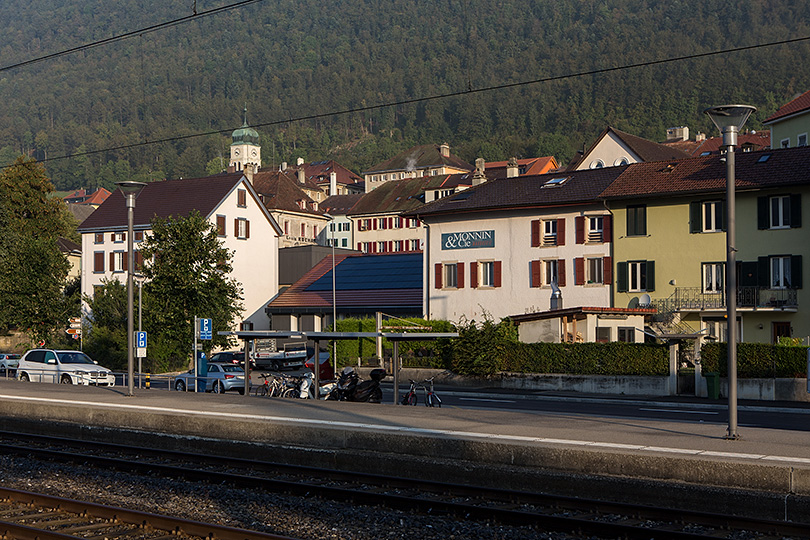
[16,349,115,386]
[209,350,254,369]
[0,353,21,374]
[174,362,245,394]
[305,348,335,380]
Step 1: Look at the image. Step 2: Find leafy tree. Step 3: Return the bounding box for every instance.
[139,211,243,369]
[82,278,128,370]
[0,157,73,342]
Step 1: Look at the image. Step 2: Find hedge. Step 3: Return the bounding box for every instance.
[700,342,808,378]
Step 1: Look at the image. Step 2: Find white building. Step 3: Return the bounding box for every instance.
[77,173,282,330]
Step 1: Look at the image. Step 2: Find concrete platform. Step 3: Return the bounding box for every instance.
[1,379,810,519]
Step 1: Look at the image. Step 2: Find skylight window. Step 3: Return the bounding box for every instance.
[700,151,711,156]
[757,154,772,163]
[542,176,569,188]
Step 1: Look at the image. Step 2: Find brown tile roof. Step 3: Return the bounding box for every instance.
[484,156,558,178]
[764,90,810,124]
[290,160,362,186]
[252,170,323,215]
[363,144,473,175]
[348,177,430,216]
[78,173,246,230]
[688,132,770,156]
[56,237,81,254]
[404,167,624,218]
[567,127,691,170]
[599,146,810,200]
[266,253,422,312]
[82,187,111,206]
[321,194,363,215]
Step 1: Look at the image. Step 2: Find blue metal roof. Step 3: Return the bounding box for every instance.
[306,253,422,291]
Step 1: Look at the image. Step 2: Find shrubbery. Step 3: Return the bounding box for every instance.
[700,342,808,378]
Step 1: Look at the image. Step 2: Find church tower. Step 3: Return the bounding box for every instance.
[230,106,261,172]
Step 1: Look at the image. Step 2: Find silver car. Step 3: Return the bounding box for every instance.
[174,362,245,394]
[16,349,116,386]
[0,353,21,375]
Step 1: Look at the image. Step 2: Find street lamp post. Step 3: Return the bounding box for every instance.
[134,273,145,389]
[324,214,338,380]
[704,104,756,440]
[116,181,147,397]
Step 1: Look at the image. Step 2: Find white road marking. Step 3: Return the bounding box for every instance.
[638,408,720,415]
[458,397,517,403]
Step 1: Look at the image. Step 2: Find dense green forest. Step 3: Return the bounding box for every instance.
[1,0,809,191]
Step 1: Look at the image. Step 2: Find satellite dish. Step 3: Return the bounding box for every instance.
[639,293,651,307]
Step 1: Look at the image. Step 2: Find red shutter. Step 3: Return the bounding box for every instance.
[109,252,114,271]
[94,252,104,272]
[603,215,612,243]
[575,257,585,285]
[457,262,464,288]
[494,261,502,288]
[246,220,250,239]
[357,243,362,250]
[135,251,143,271]
[388,217,393,229]
[557,218,565,246]
[110,233,115,242]
[373,219,377,230]
[435,263,443,289]
[603,256,612,284]
[530,260,541,288]
[576,216,585,244]
[388,241,392,252]
[235,219,239,237]
[123,252,129,272]
[557,259,566,287]
[531,220,540,247]
[470,262,478,288]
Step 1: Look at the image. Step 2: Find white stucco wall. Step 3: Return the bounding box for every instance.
[574,132,639,170]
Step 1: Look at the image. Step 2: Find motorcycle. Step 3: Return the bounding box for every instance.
[327,367,385,403]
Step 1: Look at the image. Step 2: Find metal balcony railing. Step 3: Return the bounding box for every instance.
[659,287,798,312]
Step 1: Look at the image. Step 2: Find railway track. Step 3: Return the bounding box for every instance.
[0,486,297,540]
[2,430,809,540]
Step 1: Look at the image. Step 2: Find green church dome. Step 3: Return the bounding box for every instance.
[231,106,259,146]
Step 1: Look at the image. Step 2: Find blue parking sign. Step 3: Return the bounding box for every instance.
[135,331,147,348]
[199,318,212,340]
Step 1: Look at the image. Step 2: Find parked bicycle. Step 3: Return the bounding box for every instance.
[253,373,284,397]
[400,379,418,406]
[421,376,441,408]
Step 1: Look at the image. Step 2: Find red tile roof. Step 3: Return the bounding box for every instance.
[484,156,558,177]
[764,90,810,124]
[364,144,473,175]
[567,127,691,170]
[252,170,323,215]
[78,173,246,230]
[688,132,770,156]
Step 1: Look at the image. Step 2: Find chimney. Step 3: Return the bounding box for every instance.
[666,126,689,142]
[297,168,305,184]
[243,163,255,183]
[439,142,450,157]
[281,162,287,171]
[506,157,519,178]
[472,157,487,186]
[297,157,304,166]
[695,132,706,142]
[330,172,337,196]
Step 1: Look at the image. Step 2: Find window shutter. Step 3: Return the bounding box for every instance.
[575,216,585,244]
[530,260,542,288]
[135,251,142,271]
[373,219,377,230]
[246,220,250,238]
[494,261,502,288]
[603,215,612,242]
[94,252,104,272]
[110,233,115,242]
[435,263,443,289]
[234,219,239,237]
[123,252,128,272]
[109,252,115,271]
[739,261,758,288]
[574,257,584,285]
[557,259,566,287]
[757,197,768,229]
[470,262,478,288]
[217,216,226,236]
[387,241,392,252]
[646,260,655,292]
[556,218,565,245]
[617,262,628,292]
[530,220,540,247]
[357,243,362,251]
[721,200,727,232]
[457,262,465,288]
[791,255,803,288]
[790,194,802,228]
[603,256,612,284]
[757,257,769,287]
[689,202,701,233]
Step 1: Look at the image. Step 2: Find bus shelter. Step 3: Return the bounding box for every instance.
[219,330,458,404]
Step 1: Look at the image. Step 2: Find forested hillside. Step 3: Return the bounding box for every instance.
[1,0,809,190]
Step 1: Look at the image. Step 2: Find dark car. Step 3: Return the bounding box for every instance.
[209,351,254,369]
[305,348,334,380]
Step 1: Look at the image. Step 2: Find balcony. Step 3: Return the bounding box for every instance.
[655,287,798,312]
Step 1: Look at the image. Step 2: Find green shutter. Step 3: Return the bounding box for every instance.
[617,262,628,292]
[757,196,768,229]
[646,260,655,292]
[791,255,802,288]
[790,194,802,228]
[757,257,769,287]
[689,202,700,234]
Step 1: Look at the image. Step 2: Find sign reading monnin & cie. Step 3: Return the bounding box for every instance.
[441,230,495,250]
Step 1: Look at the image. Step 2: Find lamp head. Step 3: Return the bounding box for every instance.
[116,181,146,208]
[704,105,757,147]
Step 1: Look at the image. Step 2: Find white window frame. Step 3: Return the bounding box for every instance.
[112,251,126,273]
[542,220,557,246]
[443,263,458,289]
[394,240,403,252]
[587,216,603,242]
[781,138,790,149]
[618,327,635,343]
[799,133,807,147]
[480,261,495,288]
[770,195,791,229]
[771,256,791,289]
[628,261,648,292]
[236,218,248,239]
[113,232,125,244]
[587,257,604,284]
[544,260,558,286]
[702,200,723,232]
[702,262,724,293]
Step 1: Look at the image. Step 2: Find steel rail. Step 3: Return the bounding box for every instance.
[2,430,809,539]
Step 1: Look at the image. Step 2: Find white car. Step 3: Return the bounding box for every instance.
[17,349,116,386]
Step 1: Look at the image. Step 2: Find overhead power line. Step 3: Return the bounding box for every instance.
[26,33,809,168]
[0,0,264,74]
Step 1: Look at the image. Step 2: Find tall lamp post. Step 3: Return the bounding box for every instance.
[704,104,756,440]
[116,181,147,397]
[324,214,338,376]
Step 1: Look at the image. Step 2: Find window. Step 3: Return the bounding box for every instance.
[531,218,565,246]
[771,256,792,288]
[596,327,611,343]
[112,232,125,243]
[314,225,318,238]
[284,220,290,235]
[799,134,807,147]
[481,261,495,287]
[472,261,501,288]
[589,159,604,169]
[93,251,105,273]
[379,218,387,229]
[394,240,403,252]
[111,251,126,273]
[587,216,603,242]
[329,223,335,232]
[702,201,723,232]
[235,218,249,239]
[301,223,306,237]
[587,257,604,284]
[781,139,790,149]
[626,205,646,236]
[702,262,724,293]
[237,189,247,207]
[543,220,557,245]
[770,195,791,229]
[530,259,565,287]
[341,238,347,248]
[544,260,558,286]
[94,233,104,244]
[618,327,635,343]
[378,241,387,253]
[758,194,801,230]
[617,261,654,292]
[434,262,464,289]
[216,215,226,236]
[135,231,144,242]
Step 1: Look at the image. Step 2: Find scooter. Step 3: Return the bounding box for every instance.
[327,367,385,403]
[327,367,359,401]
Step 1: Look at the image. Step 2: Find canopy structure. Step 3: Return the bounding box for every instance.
[219,330,458,404]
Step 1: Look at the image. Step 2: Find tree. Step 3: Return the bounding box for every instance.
[0,157,73,342]
[139,211,243,369]
[82,278,128,370]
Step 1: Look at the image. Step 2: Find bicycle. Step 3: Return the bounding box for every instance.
[253,373,284,397]
[421,376,441,408]
[400,379,418,405]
